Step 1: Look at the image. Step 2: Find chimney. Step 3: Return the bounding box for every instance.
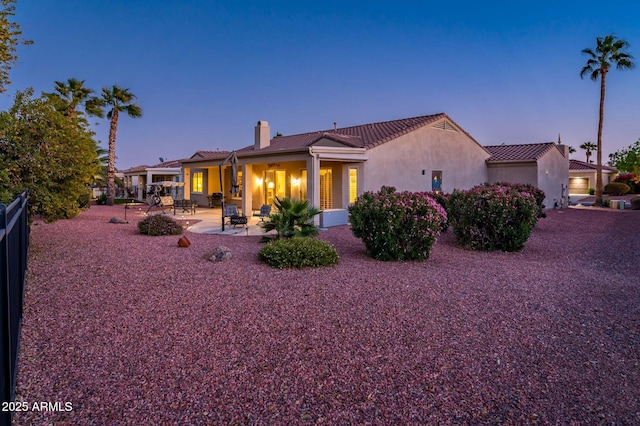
[255,120,270,150]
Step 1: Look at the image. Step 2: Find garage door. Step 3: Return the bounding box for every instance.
[569,177,589,194]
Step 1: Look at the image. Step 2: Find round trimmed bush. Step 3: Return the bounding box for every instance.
[491,181,546,218]
[448,184,539,252]
[348,186,447,261]
[604,182,630,196]
[138,214,183,236]
[630,197,640,210]
[258,237,339,269]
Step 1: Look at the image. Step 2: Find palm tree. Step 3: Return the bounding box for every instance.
[45,78,95,118]
[581,34,635,206]
[579,142,597,163]
[98,85,142,205]
[568,146,576,155]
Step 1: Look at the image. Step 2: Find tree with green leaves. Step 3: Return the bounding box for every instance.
[581,34,635,206]
[0,0,32,93]
[609,139,640,174]
[579,141,597,163]
[0,89,100,221]
[93,85,142,205]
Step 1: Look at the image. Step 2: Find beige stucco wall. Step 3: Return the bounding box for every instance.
[488,148,569,208]
[363,124,490,193]
[487,163,538,186]
[537,149,569,208]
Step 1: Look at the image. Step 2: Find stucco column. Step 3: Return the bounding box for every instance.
[307,153,320,225]
[242,164,252,215]
[183,167,191,200]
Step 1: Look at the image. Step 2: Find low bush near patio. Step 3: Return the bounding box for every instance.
[138,214,183,236]
[448,184,538,252]
[348,186,447,261]
[258,237,339,269]
[630,197,640,210]
[604,182,631,196]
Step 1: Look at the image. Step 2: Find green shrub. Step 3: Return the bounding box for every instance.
[604,182,630,196]
[630,197,640,210]
[613,173,640,194]
[262,196,321,240]
[137,214,183,236]
[348,186,447,261]
[77,189,91,210]
[588,188,595,195]
[258,237,339,269]
[448,184,539,252]
[602,199,611,208]
[96,193,107,205]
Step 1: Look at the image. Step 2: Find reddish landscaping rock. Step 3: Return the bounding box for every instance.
[13,205,640,425]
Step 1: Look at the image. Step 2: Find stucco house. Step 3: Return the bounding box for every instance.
[181,114,493,221]
[568,159,617,196]
[485,142,570,208]
[179,113,570,224]
[122,159,182,200]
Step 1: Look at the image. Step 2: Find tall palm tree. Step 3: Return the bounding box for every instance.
[98,85,142,205]
[579,141,597,163]
[45,78,95,118]
[581,34,635,205]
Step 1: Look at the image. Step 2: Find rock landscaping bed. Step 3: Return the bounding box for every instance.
[13,205,640,424]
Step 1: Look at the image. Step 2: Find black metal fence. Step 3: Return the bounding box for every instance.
[1,191,29,426]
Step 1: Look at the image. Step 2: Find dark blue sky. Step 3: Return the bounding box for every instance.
[5,0,640,169]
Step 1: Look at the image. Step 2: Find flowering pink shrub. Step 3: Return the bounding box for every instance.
[448,184,538,252]
[348,186,447,261]
[490,181,546,218]
[613,173,639,193]
[419,191,451,231]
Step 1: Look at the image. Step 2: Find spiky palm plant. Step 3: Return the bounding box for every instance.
[262,196,321,239]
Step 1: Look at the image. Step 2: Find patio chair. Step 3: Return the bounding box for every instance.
[252,204,271,222]
[223,204,247,228]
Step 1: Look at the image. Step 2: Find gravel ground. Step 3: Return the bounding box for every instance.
[12,206,640,425]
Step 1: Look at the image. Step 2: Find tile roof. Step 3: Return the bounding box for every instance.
[570,159,617,171]
[182,150,231,161]
[123,159,182,173]
[485,142,560,162]
[123,164,150,173]
[236,113,453,155]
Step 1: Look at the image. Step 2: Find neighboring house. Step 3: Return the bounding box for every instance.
[485,143,570,208]
[179,113,571,224]
[568,159,617,195]
[122,159,182,201]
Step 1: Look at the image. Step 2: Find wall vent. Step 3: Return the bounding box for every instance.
[433,120,458,132]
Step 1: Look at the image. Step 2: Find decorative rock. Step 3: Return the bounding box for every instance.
[109,217,128,224]
[205,246,232,262]
[178,236,191,247]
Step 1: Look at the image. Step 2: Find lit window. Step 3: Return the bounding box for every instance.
[192,171,203,193]
[349,168,358,204]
